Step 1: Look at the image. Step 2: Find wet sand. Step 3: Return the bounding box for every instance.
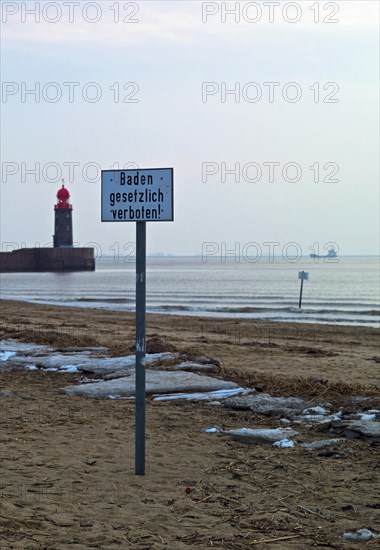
[0,300,379,549]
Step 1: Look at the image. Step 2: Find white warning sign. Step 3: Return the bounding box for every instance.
[101,168,173,222]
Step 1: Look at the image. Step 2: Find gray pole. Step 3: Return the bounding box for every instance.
[135,221,146,475]
[298,278,304,309]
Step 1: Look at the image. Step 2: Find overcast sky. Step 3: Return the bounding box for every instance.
[1,0,379,257]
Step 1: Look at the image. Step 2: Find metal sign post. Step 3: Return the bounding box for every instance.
[298,271,309,309]
[101,168,173,476]
[135,221,146,475]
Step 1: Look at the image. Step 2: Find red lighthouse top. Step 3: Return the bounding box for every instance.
[55,183,72,210]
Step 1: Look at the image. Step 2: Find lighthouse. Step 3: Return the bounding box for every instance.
[1,182,95,272]
[53,183,73,247]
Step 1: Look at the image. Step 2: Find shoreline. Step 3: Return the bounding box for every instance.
[1,299,379,387]
[1,297,379,329]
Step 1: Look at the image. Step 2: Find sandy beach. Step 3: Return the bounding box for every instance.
[1,300,379,549]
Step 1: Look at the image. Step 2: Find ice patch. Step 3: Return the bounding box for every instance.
[107,395,135,400]
[59,365,79,373]
[81,377,104,384]
[0,351,16,361]
[25,365,38,371]
[298,414,330,423]
[302,406,329,415]
[202,427,219,433]
[296,411,342,424]
[340,529,379,541]
[225,427,299,445]
[358,413,376,421]
[153,387,247,402]
[273,439,294,448]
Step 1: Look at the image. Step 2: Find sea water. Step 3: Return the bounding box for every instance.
[0,256,379,328]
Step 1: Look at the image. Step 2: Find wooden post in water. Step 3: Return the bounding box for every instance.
[298,278,304,309]
[298,271,309,309]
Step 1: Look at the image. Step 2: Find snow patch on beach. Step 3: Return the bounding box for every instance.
[273,439,294,448]
[25,365,38,371]
[0,351,16,361]
[58,365,80,373]
[153,388,248,402]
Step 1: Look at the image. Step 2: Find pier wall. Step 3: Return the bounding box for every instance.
[0,248,95,272]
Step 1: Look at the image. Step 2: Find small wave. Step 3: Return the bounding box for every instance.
[298,308,380,317]
[150,303,380,318]
[153,304,198,312]
[75,297,133,304]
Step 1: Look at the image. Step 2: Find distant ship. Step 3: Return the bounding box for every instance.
[310,247,337,259]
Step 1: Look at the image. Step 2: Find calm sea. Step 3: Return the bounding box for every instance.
[0,256,379,328]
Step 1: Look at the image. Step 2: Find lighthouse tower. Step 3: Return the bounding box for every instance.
[53,183,73,247]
